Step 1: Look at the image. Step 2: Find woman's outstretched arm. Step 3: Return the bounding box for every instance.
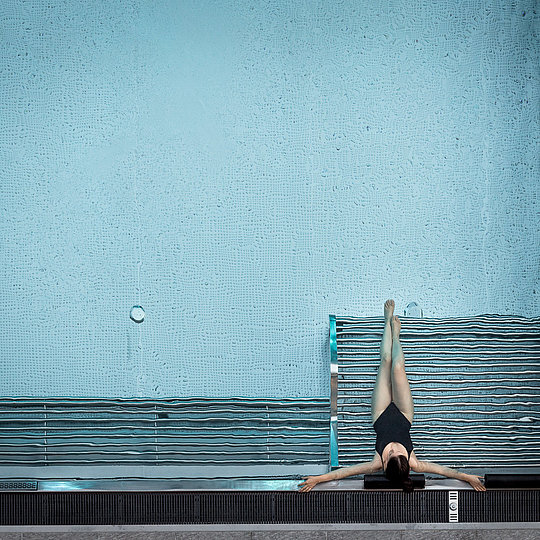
[413,460,486,491]
[298,454,382,492]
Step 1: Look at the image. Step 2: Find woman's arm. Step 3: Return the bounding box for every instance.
[298,455,382,492]
[414,460,486,491]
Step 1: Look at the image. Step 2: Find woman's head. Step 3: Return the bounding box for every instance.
[385,455,414,492]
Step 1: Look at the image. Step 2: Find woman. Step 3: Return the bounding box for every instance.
[298,300,486,493]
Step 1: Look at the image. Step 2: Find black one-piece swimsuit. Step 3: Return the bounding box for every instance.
[373,402,414,459]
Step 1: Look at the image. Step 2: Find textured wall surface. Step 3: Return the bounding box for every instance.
[0,1,538,398]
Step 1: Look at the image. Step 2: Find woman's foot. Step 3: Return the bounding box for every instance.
[391,315,401,336]
[384,299,395,321]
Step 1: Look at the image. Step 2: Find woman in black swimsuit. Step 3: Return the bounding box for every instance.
[298,300,486,493]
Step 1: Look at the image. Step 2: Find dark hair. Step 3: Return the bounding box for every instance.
[385,455,414,492]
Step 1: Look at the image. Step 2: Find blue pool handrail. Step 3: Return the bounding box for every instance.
[329,315,339,468]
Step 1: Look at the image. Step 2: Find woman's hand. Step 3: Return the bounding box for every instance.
[465,474,486,491]
[298,476,320,492]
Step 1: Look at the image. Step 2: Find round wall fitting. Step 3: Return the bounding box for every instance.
[130,305,145,323]
[404,302,423,317]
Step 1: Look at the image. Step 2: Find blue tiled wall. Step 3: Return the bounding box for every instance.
[0,1,538,397]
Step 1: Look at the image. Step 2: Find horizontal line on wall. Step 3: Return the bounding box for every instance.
[336,315,540,323]
[338,378,540,384]
[338,419,539,426]
[338,458,540,466]
[0,432,329,447]
[0,397,329,403]
[0,408,328,415]
[338,358,540,364]
[339,436,538,444]
[0,426,330,435]
[338,400,540,407]
[0,448,325,457]
[337,409,539,416]
[339,454,540,462]
[336,326,540,333]
[337,338,540,344]
[338,431,538,439]
[0,459,326,466]
[338,386,540,393]
[339,427,538,434]
[337,393,539,399]
[0,417,328,425]
[337,334,540,341]
[337,371,540,377]
[337,345,540,353]
[0,439,329,448]
[339,443,539,451]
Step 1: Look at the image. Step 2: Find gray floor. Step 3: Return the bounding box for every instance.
[1,524,540,539]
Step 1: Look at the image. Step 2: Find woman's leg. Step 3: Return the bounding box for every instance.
[390,315,414,423]
[371,300,394,423]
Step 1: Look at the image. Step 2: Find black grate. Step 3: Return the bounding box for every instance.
[459,490,540,523]
[1,490,537,525]
[0,481,37,490]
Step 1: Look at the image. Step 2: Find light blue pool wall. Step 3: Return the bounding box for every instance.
[0,0,538,398]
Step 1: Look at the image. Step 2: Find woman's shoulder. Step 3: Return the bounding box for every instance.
[408,450,422,471]
[371,452,383,470]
